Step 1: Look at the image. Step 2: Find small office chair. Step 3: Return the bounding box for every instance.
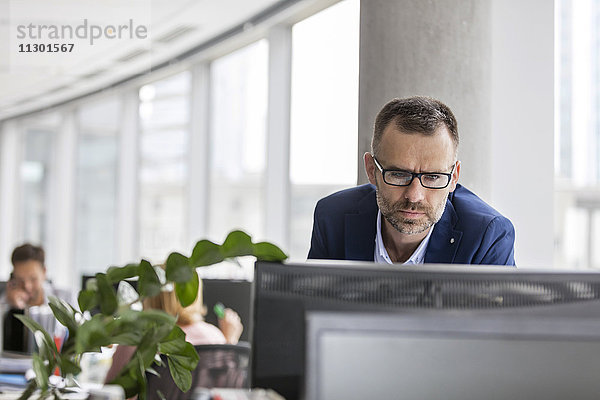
[146,342,251,400]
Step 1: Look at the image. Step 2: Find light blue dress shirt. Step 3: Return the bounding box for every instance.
[374,210,434,265]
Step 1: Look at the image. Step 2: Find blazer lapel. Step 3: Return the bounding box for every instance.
[424,199,463,264]
[344,189,378,261]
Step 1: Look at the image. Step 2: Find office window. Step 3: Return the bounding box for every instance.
[75,97,119,274]
[138,71,191,262]
[208,40,268,243]
[289,0,360,260]
[555,0,600,268]
[20,128,54,244]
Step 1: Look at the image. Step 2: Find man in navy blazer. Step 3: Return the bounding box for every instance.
[308,96,515,265]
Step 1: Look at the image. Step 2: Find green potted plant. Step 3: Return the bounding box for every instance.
[16,230,287,400]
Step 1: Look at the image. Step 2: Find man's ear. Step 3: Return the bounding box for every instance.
[449,160,461,192]
[364,152,377,185]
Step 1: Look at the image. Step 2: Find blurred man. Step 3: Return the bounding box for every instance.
[5,244,52,309]
[2,243,68,352]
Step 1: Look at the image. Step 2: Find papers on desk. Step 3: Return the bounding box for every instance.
[0,373,27,389]
[0,353,30,394]
[0,373,27,398]
[0,353,32,374]
[0,375,25,387]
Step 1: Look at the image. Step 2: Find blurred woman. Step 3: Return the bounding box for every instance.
[105,278,243,383]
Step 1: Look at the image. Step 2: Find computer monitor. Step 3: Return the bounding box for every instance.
[251,260,600,400]
[305,311,600,400]
[202,279,252,342]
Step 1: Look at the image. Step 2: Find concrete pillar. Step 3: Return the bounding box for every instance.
[358,0,553,267]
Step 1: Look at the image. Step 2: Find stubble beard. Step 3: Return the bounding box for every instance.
[376,188,447,235]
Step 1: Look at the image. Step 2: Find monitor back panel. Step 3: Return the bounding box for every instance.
[251,261,600,399]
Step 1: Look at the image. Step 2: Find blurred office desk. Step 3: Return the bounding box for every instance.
[0,352,29,399]
[193,388,285,400]
[0,391,98,399]
[0,385,124,400]
[0,352,123,399]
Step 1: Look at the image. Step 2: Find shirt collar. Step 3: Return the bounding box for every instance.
[374,210,434,265]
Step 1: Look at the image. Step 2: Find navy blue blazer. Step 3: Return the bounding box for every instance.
[308,184,515,265]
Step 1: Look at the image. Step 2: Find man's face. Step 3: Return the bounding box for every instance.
[366,124,460,235]
[12,260,46,306]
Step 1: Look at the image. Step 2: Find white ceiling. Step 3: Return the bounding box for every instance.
[0,0,283,121]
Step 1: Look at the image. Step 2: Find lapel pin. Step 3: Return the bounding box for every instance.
[450,238,455,244]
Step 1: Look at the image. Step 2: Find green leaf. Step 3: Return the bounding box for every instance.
[165,252,193,283]
[189,239,223,267]
[134,353,148,400]
[137,309,177,327]
[169,341,200,370]
[110,332,142,346]
[14,314,56,354]
[17,381,36,400]
[220,230,254,258]
[253,241,288,262]
[138,342,160,370]
[141,323,174,350]
[116,309,176,327]
[58,355,81,376]
[48,296,78,333]
[107,263,140,283]
[78,289,97,312]
[103,310,173,350]
[32,354,49,391]
[114,337,159,391]
[75,314,111,353]
[167,356,193,393]
[34,330,54,363]
[158,326,187,354]
[96,273,118,315]
[134,326,166,368]
[175,272,199,307]
[138,260,162,298]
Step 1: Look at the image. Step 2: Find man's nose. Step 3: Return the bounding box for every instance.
[23,281,33,293]
[403,177,426,202]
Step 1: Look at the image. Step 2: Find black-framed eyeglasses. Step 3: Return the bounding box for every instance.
[372,156,456,189]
